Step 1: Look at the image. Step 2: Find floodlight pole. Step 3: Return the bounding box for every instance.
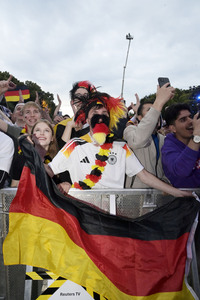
[120,33,133,100]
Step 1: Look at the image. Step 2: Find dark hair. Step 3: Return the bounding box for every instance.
[137,100,154,116]
[84,92,110,119]
[74,91,111,123]
[164,103,191,126]
[69,81,96,101]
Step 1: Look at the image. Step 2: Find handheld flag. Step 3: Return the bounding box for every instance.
[3,138,200,300]
[4,86,30,102]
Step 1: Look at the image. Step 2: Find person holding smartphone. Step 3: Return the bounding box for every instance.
[123,81,175,188]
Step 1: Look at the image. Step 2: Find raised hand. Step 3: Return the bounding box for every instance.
[53,94,62,118]
[154,83,175,111]
[57,94,62,106]
[35,91,40,105]
[127,93,140,113]
[19,89,24,103]
[0,75,16,96]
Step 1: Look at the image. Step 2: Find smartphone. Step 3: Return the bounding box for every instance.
[158,77,170,88]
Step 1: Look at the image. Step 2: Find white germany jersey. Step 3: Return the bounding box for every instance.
[49,134,144,189]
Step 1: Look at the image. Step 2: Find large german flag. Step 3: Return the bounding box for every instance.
[4,85,30,102]
[3,138,200,300]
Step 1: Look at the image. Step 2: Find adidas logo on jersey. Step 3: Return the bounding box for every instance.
[80,157,90,163]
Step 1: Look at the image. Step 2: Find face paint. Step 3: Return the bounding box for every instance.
[90,114,110,129]
[91,114,110,145]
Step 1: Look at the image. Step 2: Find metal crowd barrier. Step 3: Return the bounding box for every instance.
[0,188,199,300]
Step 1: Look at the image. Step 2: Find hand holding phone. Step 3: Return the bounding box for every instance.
[158,77,170,88]
[154,77,174,111]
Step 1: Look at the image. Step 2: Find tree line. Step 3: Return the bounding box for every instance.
[1,70,199,117]
[141,84,200,116]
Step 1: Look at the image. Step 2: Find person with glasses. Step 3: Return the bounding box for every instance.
[54,81,96,150]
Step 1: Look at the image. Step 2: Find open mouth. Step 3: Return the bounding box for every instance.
[28,119,37,124]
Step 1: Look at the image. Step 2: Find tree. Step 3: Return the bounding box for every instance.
[140,87,197,115]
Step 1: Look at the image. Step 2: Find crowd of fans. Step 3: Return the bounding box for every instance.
[0,75,200,195]
[0,74,199,283]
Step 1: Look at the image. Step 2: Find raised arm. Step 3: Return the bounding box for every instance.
[127,93,140,115]
[61,118,83,143]
[53,94,62,118]
[153,83,175,111]
[0,75,16,96]
[35,91,40,105]
[123,83,175,149]
[18,89,24,103]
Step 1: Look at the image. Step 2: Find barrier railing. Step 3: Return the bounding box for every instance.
[0,188,200,300]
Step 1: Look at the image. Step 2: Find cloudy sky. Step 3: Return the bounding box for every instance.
[1,0,199,115]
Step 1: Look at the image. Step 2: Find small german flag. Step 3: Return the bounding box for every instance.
[4,86,30,102]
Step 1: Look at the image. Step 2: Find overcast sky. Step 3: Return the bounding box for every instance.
[1,0,199,115]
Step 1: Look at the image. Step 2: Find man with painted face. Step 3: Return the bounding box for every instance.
[55,80,127,149]
[45,92,192,198]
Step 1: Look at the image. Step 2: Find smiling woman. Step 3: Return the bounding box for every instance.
[31,119,58,160]
[30,120,72,195]
[8,118,56,188]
